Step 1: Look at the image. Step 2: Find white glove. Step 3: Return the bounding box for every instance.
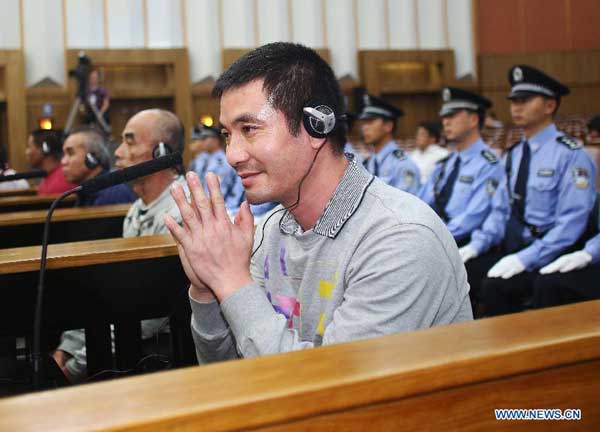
[539,251,592,274]
[459,244,478,263]
[487,254,526,279]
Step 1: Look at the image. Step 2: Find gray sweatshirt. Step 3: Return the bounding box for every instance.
[190,160,472,363]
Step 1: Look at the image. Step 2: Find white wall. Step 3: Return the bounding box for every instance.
[1,0,477,85]
[65,0,104,48]
[22,0,65,86]
[0,0,22,49]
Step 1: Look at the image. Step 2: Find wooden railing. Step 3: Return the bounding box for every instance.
[0,300,597,431]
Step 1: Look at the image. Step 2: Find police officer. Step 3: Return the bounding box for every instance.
[342,112,363,164]
[532,193,600,307]
[420,87,503,246]
[202,127,245,212]
[360,93,421,195]
[459,65,597,315]
[188,125,213,181]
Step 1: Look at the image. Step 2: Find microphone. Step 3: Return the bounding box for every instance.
[0,169,47,183]
[80,152,182,195]
[31,152,181,388]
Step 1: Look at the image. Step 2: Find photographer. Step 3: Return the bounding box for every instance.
[82,68,110,128]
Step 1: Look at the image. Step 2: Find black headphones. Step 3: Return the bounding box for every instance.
[84,152,100,169]
[41,141,51,155]
[152,141,173,159]
[302,101,343,138]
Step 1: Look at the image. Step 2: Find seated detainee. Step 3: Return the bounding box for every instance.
[164,43,472,363]
[25,129,77,195]
[533,196,600,307]
[360,94,421,195]
[419,88,504,247]
[409,121,448,184]
[60,126,136,205]
[53,109,185,382]
[459,65,597,315]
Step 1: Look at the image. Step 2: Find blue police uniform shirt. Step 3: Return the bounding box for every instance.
[205,149,245,212]
[189,152,211,186]
[227,178,277,217]
[419,138,504,240]
[470,123,597,270]
[363,140,421,195]
[344,142,363,164]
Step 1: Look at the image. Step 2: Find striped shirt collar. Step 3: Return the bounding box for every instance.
[279,158,374,238]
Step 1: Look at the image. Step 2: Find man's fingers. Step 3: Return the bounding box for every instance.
[206,172,230,222]
[187,171,214,224]
[171,181,201,233]
[164,213,189,247]
[237,200,255,237]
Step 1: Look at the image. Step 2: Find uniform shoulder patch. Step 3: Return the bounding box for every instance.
[392,149,407,160]
[481,149,499,164]
[557,135,582,150]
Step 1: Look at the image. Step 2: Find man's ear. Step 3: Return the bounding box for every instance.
[544,98,558,116]
[308,135,327,150]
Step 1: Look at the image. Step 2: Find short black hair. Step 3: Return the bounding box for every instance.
[418,121,442,141]
[213,42,346,153]
[30,129,63,159]
[588,115,600,133]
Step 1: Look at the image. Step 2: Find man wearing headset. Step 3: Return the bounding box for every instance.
[165,43,472,363]
[53,109,185,382]
[60,126,136,206]
[25,129,77,195]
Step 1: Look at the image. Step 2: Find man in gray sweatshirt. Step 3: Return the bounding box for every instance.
[165,42,472,363]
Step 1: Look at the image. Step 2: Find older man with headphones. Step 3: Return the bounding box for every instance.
[53,109,186,382]
[60,126,136,206]
[164,43,472,364]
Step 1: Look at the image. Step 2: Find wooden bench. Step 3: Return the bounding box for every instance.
[0,203,130,248]
[0,235,193,377]
[0,300,597,431]
[0,186,37,198]
[0,194,76,213]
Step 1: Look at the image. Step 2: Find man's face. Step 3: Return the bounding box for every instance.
[360,117,392,146]
[115,112,155,170]
[25,135,43,168]
[221,79,313,206]
[61,133,92,184]
[415,127,435,150]
[442,110,477,143]
[510,95,555,128]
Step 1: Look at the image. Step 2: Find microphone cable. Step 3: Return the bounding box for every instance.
[250,143,325,259]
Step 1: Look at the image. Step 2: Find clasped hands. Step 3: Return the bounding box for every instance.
[164,172,254,303]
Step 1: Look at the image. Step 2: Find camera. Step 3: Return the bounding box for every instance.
[68,51,92,98]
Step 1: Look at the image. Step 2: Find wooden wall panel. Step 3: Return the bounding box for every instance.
[476,0,522,54]
[478,0,600,54]
[571,0,600,50]
[523,0,570,52]
[0,50,28,171]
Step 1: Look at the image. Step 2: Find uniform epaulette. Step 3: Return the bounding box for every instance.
[557,135,582,150]
[392,149,407,160]
[481,149,499,164]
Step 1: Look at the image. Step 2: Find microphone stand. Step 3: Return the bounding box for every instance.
[32,186,81,390]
